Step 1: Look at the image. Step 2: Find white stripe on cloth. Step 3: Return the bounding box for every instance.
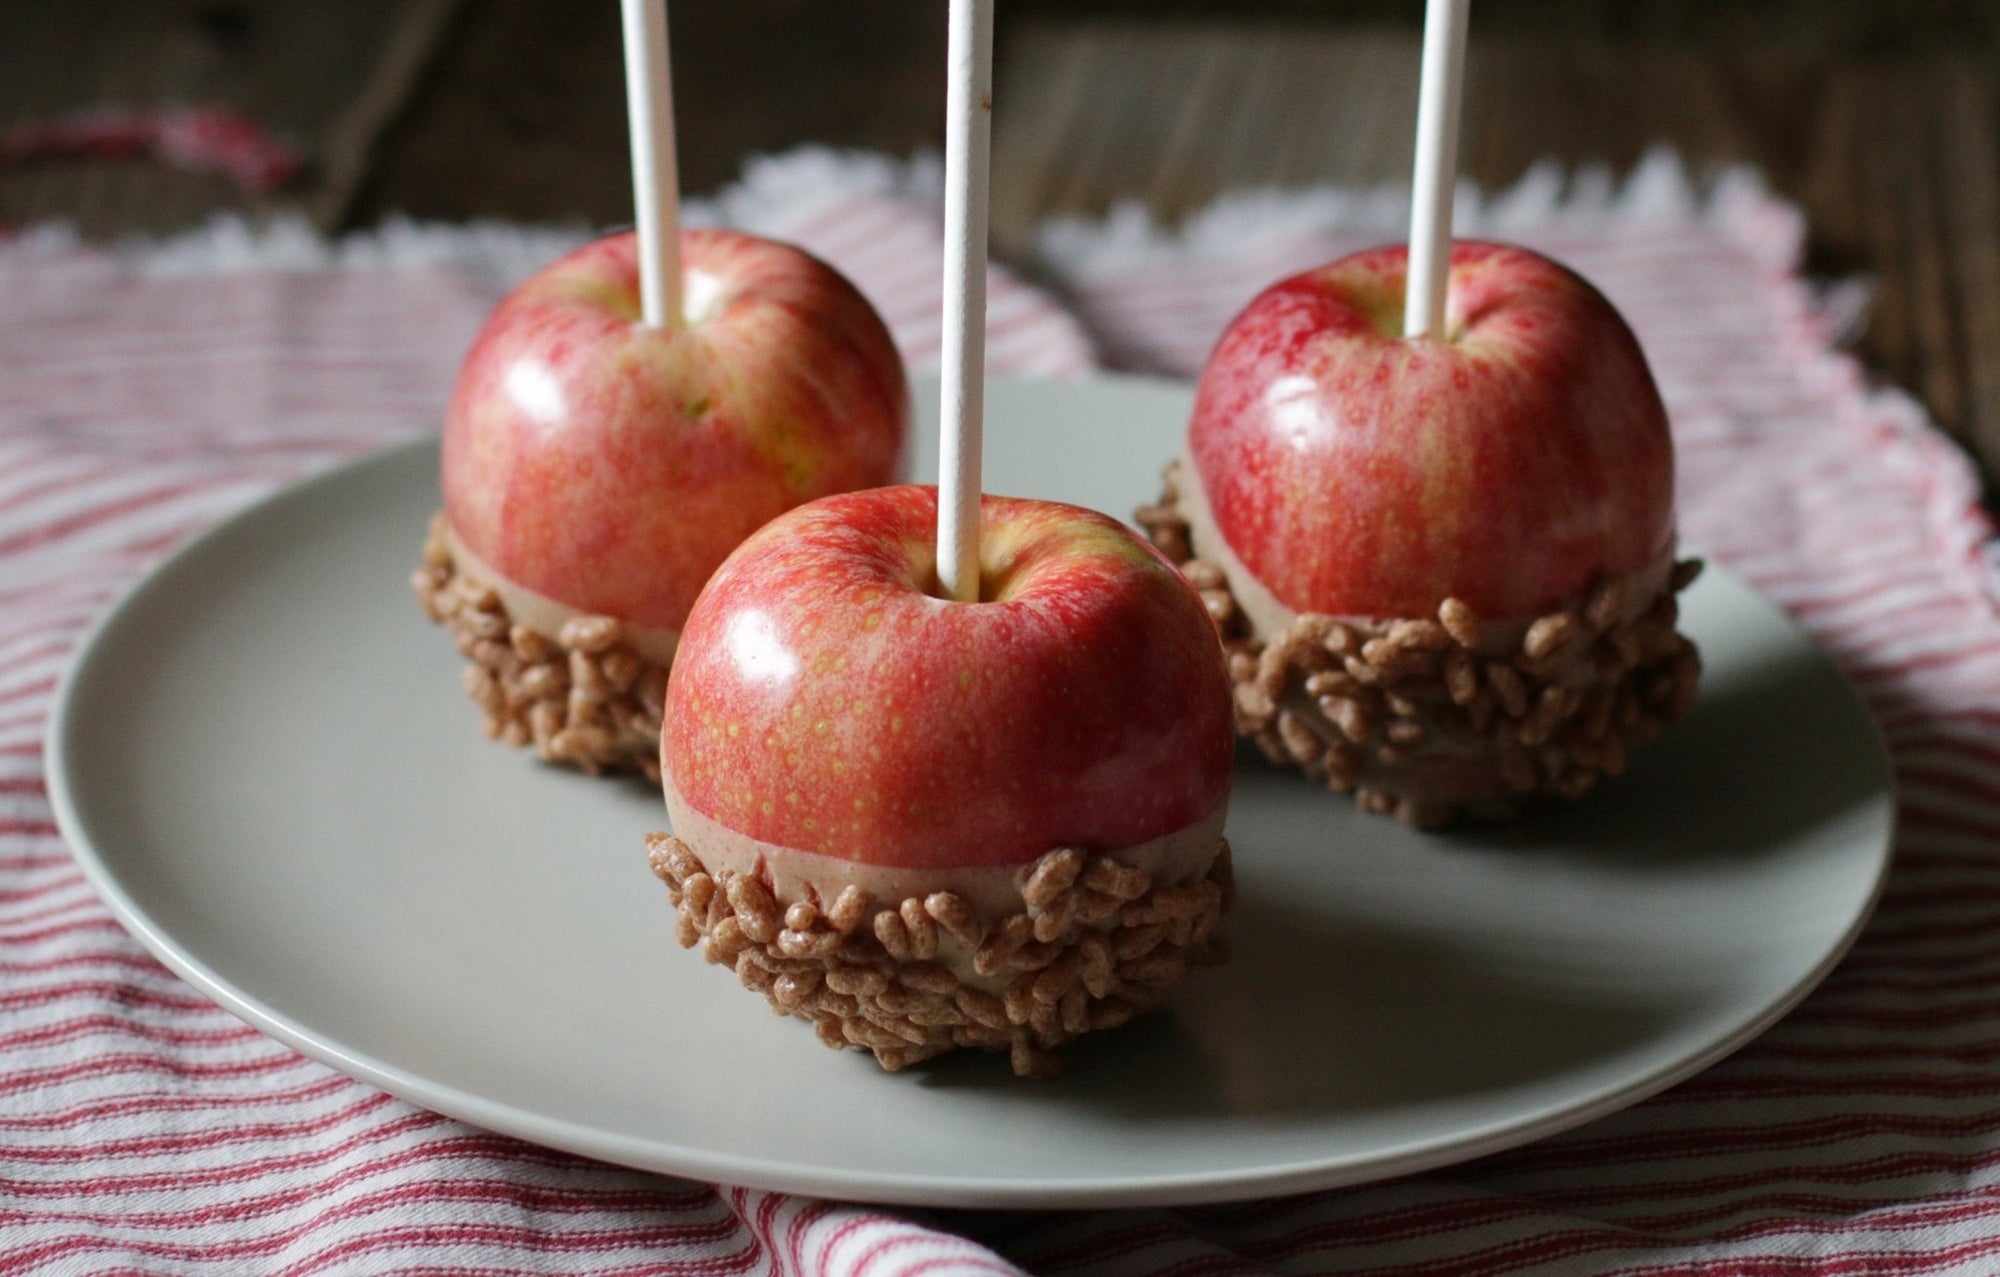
[4,145,1997,1275]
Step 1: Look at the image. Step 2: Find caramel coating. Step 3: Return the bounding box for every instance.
[648,835,1233,1077]
[1138,463,1703,827]
[414,512,665,780]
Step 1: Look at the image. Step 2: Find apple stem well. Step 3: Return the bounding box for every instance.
[915,542,1013,606]
[937,0,995,604]
[620,0,683,330]
[1403,0,1471,342]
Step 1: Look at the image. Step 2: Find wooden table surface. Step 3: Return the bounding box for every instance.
[3,0,1995,494]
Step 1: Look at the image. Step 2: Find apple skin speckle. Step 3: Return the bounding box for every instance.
[1190,240,1675,620]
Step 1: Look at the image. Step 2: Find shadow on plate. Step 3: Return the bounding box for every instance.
[1492,639,1885,866]
[914,883,1688,1121]
[911,639,1881,1119]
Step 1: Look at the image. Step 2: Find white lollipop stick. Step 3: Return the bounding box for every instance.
[937,0,994,604]
[621,0,682,330]
[1403,0,1471,341]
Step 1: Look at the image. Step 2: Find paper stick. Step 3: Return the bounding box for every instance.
[621,0,682,329]
[1403,0,1471,341]
[937,0,994,603]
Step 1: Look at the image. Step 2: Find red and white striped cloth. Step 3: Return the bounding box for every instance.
[4,147,1998,1274]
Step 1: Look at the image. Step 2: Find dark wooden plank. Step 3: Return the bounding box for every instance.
[1940,61,2000,467]
[348,0,946,228]
[1009,0,2000,53]
[311,0,469,230]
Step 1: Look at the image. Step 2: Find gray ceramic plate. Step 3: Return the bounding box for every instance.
[48,375,1892,1208]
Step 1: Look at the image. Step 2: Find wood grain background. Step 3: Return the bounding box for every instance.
[3,0,1993,490]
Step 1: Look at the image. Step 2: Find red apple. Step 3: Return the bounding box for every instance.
[1143,239,1699,825]
[648,485,1237,1075]
[663,485,1232,868]
[442,228,909,643]
[1188,239,1673,621]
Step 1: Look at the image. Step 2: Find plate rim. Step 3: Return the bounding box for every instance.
[45,374,1897,1209]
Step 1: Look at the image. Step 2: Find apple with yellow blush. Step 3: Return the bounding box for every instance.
[648,485,1237,1076]
[415,227,909,779]
[1142,240,1702,826]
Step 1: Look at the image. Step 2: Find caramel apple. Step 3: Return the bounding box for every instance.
[1139,240,1701,827]
[415,228,909,779]
[648,486,1236,1076]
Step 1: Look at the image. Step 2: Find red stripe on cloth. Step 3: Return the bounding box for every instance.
[0,870,76,902]
[0,1014,264,1058]
[0,857,69,878]
[0,978,216,1012]
[0,955,179,982]
[17,1179,732,1245]
[0,897,104,932]
[0,1110,458,1199]
[0,478,248,556]
[0,1074,354,1130]
[0,1048,316,1100]
[1597,1219,2000,1277]
[0,1091,402,1166]
[0,917,131,947]
[0,678,57,709]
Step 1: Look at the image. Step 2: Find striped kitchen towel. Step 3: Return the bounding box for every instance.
[4,147,1997,1274]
